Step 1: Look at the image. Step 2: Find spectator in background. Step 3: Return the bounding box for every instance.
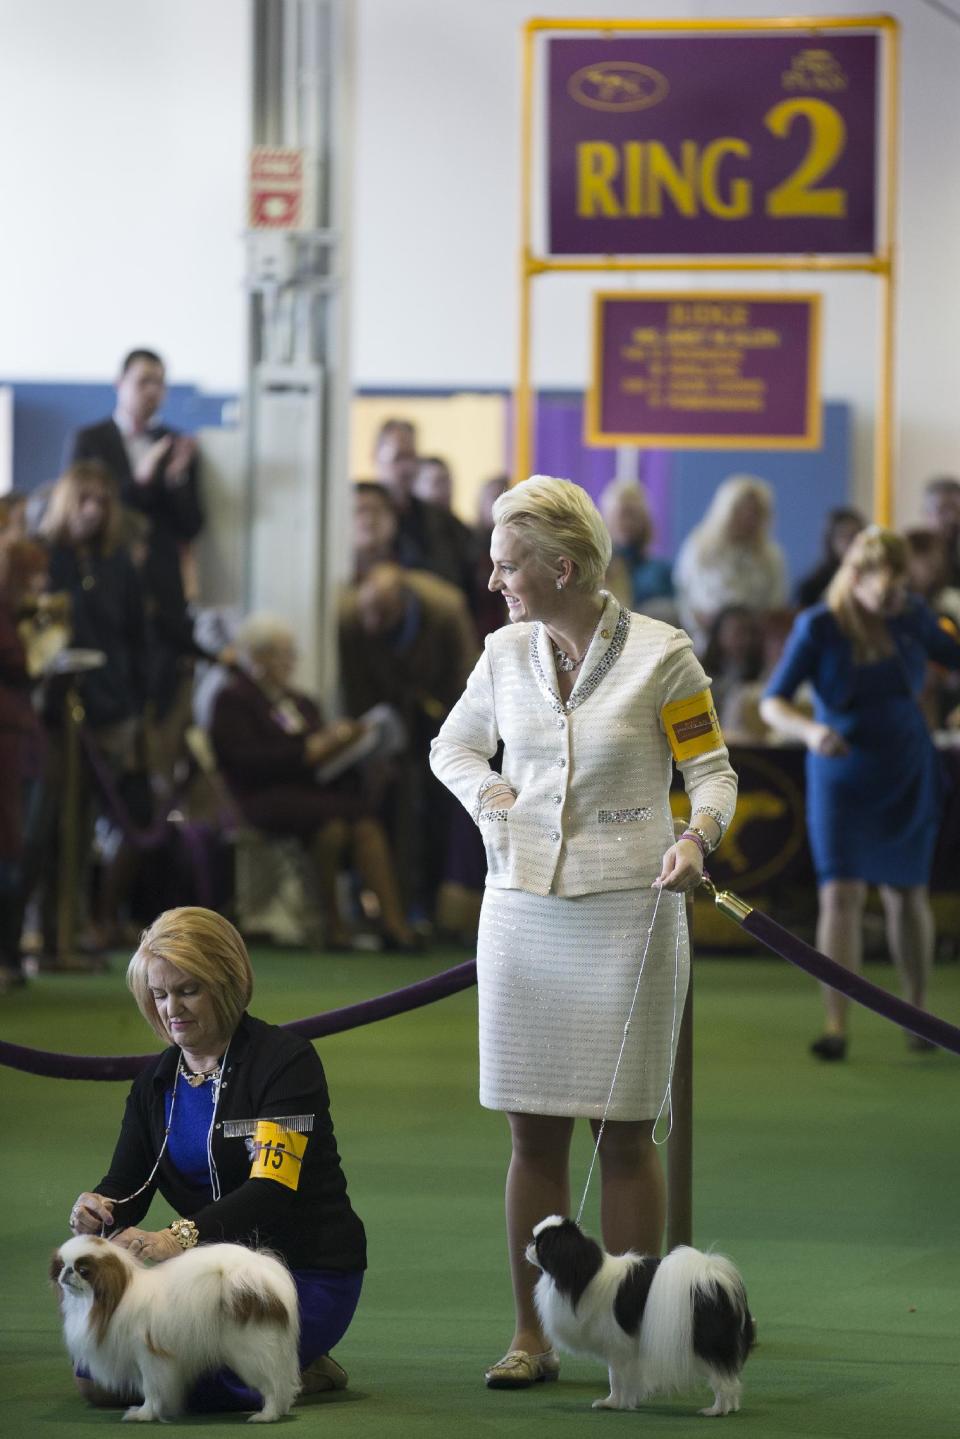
[210,615,416,952]
[760,527,960,1061]
[338,562,479,927]
[373,419,477,604]
[795,506,866,609]
[0,491,29,539]
[903,528,960,729]
[67,349,205,792]
[413,455,454,511]
[472,474,510,639]
[351,481,410,580]
[0,536,49,986]
[38,462,150,950]
[599,478,675,618]
[673,474,787,651]
[701,605,766,722]
[923,476,960,587]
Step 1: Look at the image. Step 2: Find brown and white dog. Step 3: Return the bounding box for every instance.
[51,1235,300,1422]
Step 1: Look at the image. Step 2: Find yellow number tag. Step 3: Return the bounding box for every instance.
[248,1121,308,1191]
[661,688,723,761]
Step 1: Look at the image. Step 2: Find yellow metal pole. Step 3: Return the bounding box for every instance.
[527,15,898,36]
[514,23,536,483]
[56,684,84,969]
[875,20,900,526]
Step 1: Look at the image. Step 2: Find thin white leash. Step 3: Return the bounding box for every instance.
[575,883,684,1227]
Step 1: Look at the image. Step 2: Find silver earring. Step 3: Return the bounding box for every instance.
[555,578,564,591]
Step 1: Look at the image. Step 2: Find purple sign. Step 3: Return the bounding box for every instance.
[548,35,878,256]
[587,293,820,448]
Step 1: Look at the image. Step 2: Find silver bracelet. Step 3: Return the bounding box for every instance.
[473,774,515,823]
[692,805,727,837]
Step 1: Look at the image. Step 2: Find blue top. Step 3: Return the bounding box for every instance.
[763,598,960,884]
[612,545,674,606]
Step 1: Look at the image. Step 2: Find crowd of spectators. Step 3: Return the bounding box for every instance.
[1,367,958,987]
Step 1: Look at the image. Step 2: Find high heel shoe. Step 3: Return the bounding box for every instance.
[809,1034,847,1061]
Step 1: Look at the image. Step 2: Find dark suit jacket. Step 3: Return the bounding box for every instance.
[68,419,205,715]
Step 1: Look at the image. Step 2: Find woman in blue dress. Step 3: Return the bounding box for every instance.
[760,528,960,1060]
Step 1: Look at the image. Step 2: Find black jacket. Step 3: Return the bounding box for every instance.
[94,1013,367,1272]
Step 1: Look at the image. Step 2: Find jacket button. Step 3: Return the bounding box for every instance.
[215,1123,221,1130]
[549,830,560,842]
[556,757,566,767]
[552,794,562,805]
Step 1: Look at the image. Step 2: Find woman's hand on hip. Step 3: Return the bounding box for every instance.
[69,1192,115,1234]
[806,722,850,757]
[654,838,703,893]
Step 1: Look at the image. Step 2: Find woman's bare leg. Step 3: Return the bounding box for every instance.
[816,880,867,1035]
[878,883,934,1010]
[589,1118,664,1256]
[504,1112,574,1353]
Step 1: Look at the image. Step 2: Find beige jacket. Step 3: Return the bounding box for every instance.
[429,595,737,897]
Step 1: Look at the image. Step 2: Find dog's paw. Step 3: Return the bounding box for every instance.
[699,1397,740,1417]
[122,1404,160,1422]
[593,1394,639,1411]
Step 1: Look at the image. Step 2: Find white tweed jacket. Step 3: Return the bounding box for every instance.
[429,594,737,897]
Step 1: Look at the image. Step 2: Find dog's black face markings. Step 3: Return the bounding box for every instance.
[535,1220,604,1311]
[613,1257,661,1336]
[693,1278,754,1375]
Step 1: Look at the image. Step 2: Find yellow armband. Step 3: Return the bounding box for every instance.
[661,688,723,761]
[248,1121,309,1191]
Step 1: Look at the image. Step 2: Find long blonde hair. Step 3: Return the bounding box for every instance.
[825,525,908,662]
[688,474,775,564]
[127,908,254,1043]
[39,461,123,554]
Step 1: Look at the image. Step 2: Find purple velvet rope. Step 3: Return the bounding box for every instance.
[742,909,960,1055]
[0,960,478,1081]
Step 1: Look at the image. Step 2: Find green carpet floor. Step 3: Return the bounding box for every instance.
[2,946,959,1436]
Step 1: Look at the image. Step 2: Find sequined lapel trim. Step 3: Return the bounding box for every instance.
[530,602,631,714]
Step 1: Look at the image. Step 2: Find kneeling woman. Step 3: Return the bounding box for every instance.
[66,907,366,1411]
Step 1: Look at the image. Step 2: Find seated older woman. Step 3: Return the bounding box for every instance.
[210,613,415,951]
[67,906,366,1410]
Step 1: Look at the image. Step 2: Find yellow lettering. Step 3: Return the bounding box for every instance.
[764,99,846,217]
[577,142,620,217]
[623,141,643,217]
[700,139,752,219]
[646,140,698,217]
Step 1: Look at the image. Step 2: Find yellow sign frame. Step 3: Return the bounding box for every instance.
[586,289,822,450]
[515,15,899,521]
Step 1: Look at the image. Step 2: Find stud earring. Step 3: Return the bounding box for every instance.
[555,578,564,591]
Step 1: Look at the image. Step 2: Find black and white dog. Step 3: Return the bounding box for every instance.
[527,1216,753,1416]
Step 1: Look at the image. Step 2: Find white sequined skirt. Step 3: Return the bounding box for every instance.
[476,886,689,1120]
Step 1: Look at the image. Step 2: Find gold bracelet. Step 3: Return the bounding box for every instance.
[167,1217,199,1250]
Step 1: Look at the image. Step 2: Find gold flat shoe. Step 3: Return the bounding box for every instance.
[300,1353,349,1394]
[484,1348,560,1389]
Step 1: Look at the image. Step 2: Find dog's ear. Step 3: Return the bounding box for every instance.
[86,1250,131,1345]
[49,1252,64,1286]
[536,1219,604,1308]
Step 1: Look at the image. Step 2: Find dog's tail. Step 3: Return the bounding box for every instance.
[219,1252,299,1335]
[639,1246,751,1393]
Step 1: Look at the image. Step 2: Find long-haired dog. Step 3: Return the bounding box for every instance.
[527,1216,753,1416]
[51,1235,300,1422]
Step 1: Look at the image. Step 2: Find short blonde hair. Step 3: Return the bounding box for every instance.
[235,612,296,665]
[127,908,254,1043]
[492,475,612,593]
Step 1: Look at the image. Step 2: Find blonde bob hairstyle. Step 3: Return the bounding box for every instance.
[825,525,908,662]
[492,475,612,593]
[127,907,254,1044]
[39,461,123,554]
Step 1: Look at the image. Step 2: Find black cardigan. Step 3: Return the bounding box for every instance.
[93,1013,366,1272]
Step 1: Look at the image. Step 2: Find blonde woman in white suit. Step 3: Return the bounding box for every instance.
[430,476,738,1391]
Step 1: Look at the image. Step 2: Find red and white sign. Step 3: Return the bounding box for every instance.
[249,147,306,229]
